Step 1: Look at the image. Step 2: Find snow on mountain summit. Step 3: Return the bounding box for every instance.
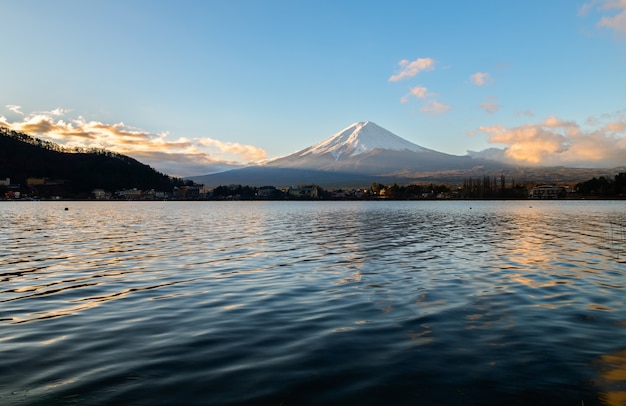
[299,121,430,159]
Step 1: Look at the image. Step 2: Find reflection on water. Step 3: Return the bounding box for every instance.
[595,348,626,405]
[0,200,625,404]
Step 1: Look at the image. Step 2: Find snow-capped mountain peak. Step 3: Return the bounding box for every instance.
[191,120,515,187]
[299,121,430,159]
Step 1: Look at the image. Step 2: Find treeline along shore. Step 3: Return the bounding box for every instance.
[2,175,626,201]
[173,175,626,201]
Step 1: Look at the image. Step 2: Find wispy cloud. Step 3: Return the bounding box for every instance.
[479,96,500,114]
[581,0,626,36]
[420,100,451,116]
[470,72,492,86]
[474,111,626,167]
[196,138,267,162]
[400,86,430,103]
[6,105,24,115]
[389,58,435,82]
[480,103,499,114]
[599,2,626,34]
[1,106,267,177]
[515,109,535,117]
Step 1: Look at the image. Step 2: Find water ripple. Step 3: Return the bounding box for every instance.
[1,200,625,404]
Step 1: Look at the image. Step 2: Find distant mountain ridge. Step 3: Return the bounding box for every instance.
[191,121,625,188]
[0,126,180,197]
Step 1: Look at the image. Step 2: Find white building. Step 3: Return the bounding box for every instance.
[530,184,566,199]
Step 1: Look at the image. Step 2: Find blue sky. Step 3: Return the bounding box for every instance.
[1,1,625,176]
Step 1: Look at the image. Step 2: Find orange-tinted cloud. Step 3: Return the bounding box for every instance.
[1,106,267,177]
[480,103,499,114]
[581,0,626,36]
[389,58,435,82]
[400,86,430,103]
[604,121,626,132]
[470,72,491,86]
[420,100,451,116]
[196,138,267,162]
[476,112,626,167]
[599,0,626,33]
[515,109,535,117]
[480,96,500,114]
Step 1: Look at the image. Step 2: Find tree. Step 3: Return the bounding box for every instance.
[370,183,385,195]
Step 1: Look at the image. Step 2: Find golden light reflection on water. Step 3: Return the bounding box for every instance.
[40,335,67,345]
[9,281,185,324]
[594,348,626,406]
[464,308,508,331]
[42,377,78,391]
[508,275,569,289]
[223,303,244,310]
[13,285,39,293]
[588,303,614,311]
[406,324,433,347]
[12,301,101,324]
[332,326,356,333]
[335,271,362,285]
[486,204,624,312]
[498,205,556,266]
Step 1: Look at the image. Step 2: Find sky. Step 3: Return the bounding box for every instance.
[1,0,625,177]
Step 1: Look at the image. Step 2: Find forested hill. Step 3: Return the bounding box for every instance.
[0,126,181,197]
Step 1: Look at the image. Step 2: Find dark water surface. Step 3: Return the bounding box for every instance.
[1,200,626,405]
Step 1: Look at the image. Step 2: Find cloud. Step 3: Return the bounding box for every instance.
[470,72,491,86]
[543,115,578,130]
[480,103,499,114]
[479,96,500,114]
[581,0,626,36]
[479,124,568,164]
[46,108,70,116]
[127,150,244,177]
[6,105,24,115]
[196,138,268,162]
[579,1,596,16]
[604,121,626,131]
[388,58,435,82]
[398,85,449,115]
[420,100,451,116]
[599,8,626,34]
[466,147,507,161]
[400,86,430,103]
[474,112,626,167]
[0,107,267,177]
[515,109,535,117]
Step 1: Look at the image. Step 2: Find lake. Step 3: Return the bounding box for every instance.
[1,200,625,405]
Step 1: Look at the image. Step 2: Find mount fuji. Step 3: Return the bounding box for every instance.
[190,121,511,187]
[265,121,485,174]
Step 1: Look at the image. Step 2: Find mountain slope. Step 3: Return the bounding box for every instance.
[265,121,503,175]
[0,126,180,196]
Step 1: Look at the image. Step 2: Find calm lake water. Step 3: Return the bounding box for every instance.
[1,200,626,405]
